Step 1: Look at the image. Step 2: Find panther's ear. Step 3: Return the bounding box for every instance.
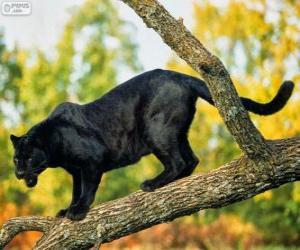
[10,134,21,148]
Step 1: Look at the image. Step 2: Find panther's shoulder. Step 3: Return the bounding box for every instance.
[49,102,81,120]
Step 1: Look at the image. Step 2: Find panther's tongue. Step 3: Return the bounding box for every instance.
[25,176,38,188]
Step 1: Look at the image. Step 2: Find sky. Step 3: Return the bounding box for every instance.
[0,0,195,82]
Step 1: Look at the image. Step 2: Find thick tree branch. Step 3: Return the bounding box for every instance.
[0,216,55,248]
[0,138,299,249]
[120,0,273,161]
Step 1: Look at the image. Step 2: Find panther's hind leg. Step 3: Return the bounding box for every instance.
[141,120,189,191]
[140,145,188,192]
[178,136,199,178]
[141,93,197,191]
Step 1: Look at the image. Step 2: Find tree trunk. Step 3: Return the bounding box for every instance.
[0,0,298,249]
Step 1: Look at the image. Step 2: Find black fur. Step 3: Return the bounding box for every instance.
[10,69,294,220]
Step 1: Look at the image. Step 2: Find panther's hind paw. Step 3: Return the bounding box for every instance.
[56,208,68,218]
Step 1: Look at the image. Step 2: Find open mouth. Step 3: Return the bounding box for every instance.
[24,176,38,188]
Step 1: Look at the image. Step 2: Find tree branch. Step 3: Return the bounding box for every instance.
[0,138,299,249]
[120,0,273,161]
[0,216,55,248]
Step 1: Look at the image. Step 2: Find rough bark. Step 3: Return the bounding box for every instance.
[0,216,54,247]
[0,138,299,249]
[0,0,298,249]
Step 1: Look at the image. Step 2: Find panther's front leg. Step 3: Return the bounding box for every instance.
[66,167,102,220]
[56,168,82,218]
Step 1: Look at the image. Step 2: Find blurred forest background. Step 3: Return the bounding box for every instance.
[0,0,300,249]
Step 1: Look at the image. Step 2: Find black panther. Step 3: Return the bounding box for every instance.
[10,69,294,220]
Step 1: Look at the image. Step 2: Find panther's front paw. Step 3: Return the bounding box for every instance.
[56,208,68,218]
[66,205,89,221]
[140,180,156,192]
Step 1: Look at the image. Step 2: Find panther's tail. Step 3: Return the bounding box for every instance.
[189,78,294,115]
[239,81,294,115]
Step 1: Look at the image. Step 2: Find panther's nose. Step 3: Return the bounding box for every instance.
[15,170,25,179]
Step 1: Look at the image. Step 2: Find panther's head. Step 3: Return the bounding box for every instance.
[10,134,48,188]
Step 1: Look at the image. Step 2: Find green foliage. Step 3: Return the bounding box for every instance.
[65,0,141,102]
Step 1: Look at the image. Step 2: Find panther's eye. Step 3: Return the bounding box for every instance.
[14,158,18,165]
